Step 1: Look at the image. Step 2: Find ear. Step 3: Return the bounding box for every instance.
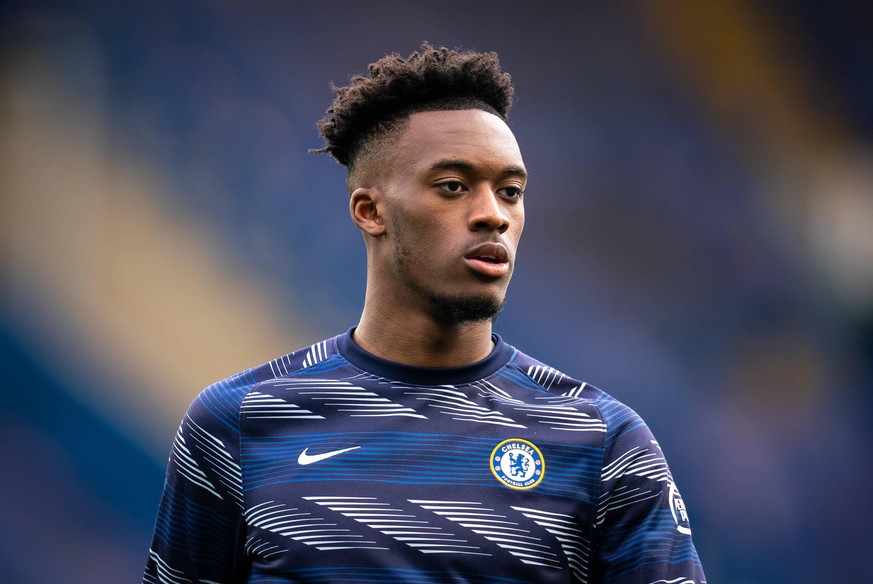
[350,187,386,237]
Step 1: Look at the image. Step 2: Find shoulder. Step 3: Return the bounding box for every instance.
[505,345,653,444]
[185,334,342,427]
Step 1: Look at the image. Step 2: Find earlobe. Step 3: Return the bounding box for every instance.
[350,187,386,237]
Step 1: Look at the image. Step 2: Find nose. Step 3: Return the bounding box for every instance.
[468,188,510,233]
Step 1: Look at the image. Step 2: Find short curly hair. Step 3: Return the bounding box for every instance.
[313,44,514,183]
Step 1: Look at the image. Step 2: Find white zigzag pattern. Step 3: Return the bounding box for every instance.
[526,365,567,389]
[146,549,191,584]
[595,484,660,526]
[304,496,485,556]
[601,446,671,482]
[302,341,329,368]
[247,500,385,551]
[403,385,525,428]
[561,383,589,398]
[275,379,426,418]
[241,391,325,420]
[512,506,592,583]
[411,500,560,569]
[171,424,221,500]
[475,381,605,433]
[185,417,244,509]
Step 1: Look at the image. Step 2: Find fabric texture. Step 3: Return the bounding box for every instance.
[144,329,706,583]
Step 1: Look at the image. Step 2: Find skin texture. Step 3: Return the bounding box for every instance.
[350,109,527,367]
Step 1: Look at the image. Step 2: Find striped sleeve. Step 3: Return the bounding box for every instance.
[590,397,706,584]
[143,381,251,584]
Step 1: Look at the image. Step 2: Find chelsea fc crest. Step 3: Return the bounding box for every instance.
[490,438,545,490]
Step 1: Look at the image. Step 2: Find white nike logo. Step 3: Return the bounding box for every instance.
[297,446,361,466]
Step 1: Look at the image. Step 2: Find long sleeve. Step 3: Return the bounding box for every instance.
[590,406,706,583]
[144,385,249,584]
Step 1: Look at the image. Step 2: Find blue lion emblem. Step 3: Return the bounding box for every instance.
[509,452,530,477]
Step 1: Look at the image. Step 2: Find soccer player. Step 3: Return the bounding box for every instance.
[144,45,706,584]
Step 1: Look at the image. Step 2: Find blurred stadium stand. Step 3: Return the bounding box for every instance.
[2,1,872,581]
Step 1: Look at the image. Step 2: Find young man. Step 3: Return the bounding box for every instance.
[144,45,706,584]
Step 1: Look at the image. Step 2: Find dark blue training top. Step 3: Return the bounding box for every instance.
[144,329,706,583]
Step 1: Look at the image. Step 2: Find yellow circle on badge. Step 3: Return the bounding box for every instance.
[490,438,545,490]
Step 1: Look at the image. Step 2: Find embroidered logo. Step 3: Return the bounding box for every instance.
[297,446,361,466]
[490,438,545,490]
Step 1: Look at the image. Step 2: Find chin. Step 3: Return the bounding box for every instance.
[426,292,506,325]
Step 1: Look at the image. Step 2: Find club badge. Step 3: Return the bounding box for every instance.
[490,438,545,490]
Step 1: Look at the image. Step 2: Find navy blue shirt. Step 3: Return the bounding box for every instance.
[144,330,705,583]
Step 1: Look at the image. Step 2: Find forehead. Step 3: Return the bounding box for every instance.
[391,109,525,175]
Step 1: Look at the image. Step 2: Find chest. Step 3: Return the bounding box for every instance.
[238,376,604,582]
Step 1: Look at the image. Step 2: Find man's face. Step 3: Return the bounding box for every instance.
[375,109,526,324]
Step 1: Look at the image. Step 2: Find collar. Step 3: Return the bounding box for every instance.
[337,327,515,385]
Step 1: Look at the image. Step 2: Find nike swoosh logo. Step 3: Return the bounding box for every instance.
[297,446,361,466]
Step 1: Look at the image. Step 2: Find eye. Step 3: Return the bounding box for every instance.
[498,186,525,200]
[437,181,466,194]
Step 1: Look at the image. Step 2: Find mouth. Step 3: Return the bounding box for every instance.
[464,242,511,278]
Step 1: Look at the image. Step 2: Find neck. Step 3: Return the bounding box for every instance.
[354,304,495,368]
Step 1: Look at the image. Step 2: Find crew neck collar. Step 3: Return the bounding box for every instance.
[336,327,515,386]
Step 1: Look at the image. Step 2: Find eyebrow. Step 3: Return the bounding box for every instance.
[429,159,528,181]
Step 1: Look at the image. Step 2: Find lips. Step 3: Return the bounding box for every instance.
[463,242,511,277]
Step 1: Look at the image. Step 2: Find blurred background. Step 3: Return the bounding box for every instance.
[2,1,872,582]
